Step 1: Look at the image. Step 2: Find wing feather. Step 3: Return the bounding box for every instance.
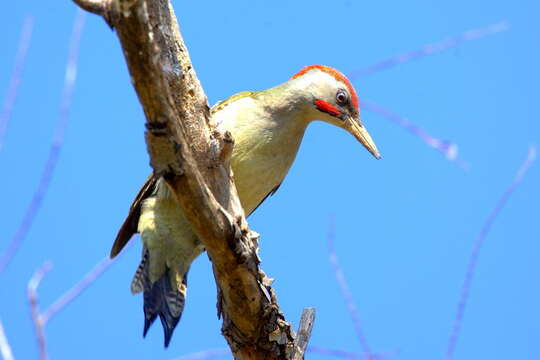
[248,183,281,216]
[110,175,158,258]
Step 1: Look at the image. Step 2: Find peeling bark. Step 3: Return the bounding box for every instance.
[71,0,314,358]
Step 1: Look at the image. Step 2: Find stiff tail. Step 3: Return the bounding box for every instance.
[131,249,188,347]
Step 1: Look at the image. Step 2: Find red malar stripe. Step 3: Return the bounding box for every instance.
[314,99,341,117]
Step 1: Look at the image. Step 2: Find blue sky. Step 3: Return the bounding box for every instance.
[1,1,539,360]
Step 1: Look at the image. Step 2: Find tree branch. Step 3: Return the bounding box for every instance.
[0,10,85,274]
[0,317,15,360]
[444,146,537,360]
[71,0,314,358]
[291,309,316,360]
[72,0,107,16]
[27,262,52,360]
[0,15,33,152]
[328,218,374,358]
[40,242,131,325]
[348,21,509,81]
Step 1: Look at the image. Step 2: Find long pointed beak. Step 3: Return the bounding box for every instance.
[347,117,381,159]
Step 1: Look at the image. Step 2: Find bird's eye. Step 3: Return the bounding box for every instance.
[336,90,348,105]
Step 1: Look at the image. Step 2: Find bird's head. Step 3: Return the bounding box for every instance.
[291,65,381,159]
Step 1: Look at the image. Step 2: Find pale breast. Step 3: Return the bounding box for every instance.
[213,95,307,214]
[232,145,296,214]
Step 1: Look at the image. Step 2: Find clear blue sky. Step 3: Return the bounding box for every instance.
[1,1,539,360]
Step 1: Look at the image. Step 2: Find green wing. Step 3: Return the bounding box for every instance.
[211,91,257,115]
[248,183,281,216]
[111,175,158,258]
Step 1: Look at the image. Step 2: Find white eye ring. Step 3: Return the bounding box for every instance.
[336,90,348,105]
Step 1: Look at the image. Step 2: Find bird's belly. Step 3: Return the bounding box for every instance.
[232,152,294,215]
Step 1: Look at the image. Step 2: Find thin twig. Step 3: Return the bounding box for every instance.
[328,217,374,359]
[444,146,537,360]
[308,346,398,359]
[348,21,509,80]
[41,240,134,324]
[0,10,85,274]
[171,346,396,360]
[350,22,509,168]
[72,0,108,16]
[0,16,33,151]
[27,262,53,360]
[172,348,231,360]
[25,246,131,359]
[0,318,15,360]
[361,100,468,169]
[292,308,316,360]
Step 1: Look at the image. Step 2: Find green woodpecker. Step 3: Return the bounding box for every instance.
[110,65,380,347]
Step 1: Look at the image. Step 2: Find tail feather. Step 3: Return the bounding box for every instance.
[143,271,187,347]
[133,251,188,347]
[131,249,150,294]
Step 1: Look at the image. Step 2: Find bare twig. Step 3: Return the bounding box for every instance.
[0,10,85,274]
[328,217,374,359]
[72,0,108,15]
[349,22,509,167]
[348,21,509,80]
[308,347,397,359]
[361,100,468,168]
[172,348,230,360]
[172,346,396,360]
[291,308,316,360]
[444,146,537,360]
[41,240,133,324]
[23,246,130,360]
[27,262,53,360]
[0,16,33,151]
[0,318,15,360]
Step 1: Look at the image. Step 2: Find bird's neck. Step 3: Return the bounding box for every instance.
[255,80,315,132]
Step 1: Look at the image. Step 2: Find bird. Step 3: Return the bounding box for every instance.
[109,65,380,347]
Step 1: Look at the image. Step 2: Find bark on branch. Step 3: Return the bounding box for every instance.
[71,0,315,358]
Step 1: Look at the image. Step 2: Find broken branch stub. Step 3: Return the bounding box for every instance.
[71,0,315,358]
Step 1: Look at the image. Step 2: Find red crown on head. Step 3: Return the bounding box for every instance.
[292,65,359,111]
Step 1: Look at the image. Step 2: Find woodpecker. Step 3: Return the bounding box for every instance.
[110,65,380,347]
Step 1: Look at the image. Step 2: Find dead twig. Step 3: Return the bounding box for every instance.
[349,22,509,168]
[27,262,53,360]
[172,346,397,360]
[328,217,374,359]
[361,100,468,168]
[308,347,398,359]
[444,146,537,360]
[348,21,509,80]
[23,245,131,360]
[0,318,15,360]
[291,308,316,360]
[0,10,85,274]
[41,240,133,325]
[0,16,33,151]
